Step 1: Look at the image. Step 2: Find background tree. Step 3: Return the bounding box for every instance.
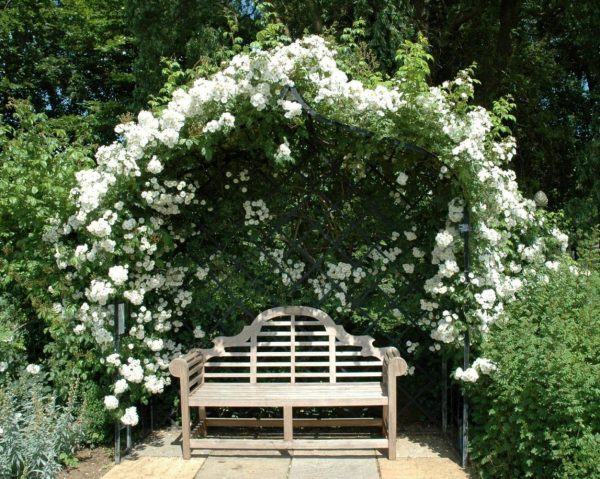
[0,0,135,135]
[265,1,598,219]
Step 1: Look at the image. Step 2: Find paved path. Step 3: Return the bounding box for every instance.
[102,429,470,479]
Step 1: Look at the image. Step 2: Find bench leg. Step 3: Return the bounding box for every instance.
[386,401,397,460]
[284,406,293,444]
[198,407,207,437]
[181,397,191,459]
[382,405,388,436]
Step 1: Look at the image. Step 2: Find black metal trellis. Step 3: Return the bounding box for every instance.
[164,85,472,463]
[113,300,131,464]
[113,301,157,464]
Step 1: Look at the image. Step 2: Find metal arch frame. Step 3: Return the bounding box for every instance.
[281,84,473,468]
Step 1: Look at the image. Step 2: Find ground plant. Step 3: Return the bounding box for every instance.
[0,372,84,478]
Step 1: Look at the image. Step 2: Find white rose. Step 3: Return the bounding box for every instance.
[120,406,139,426]
[396,171,408,186]
[455,367,479,383]
[104,395,119,410]
[73,324,86,335]
[193,326,206,339]
[146,157,164,174]
[108,265,129,286]
[114,379,128,395]
[26,364,41,375]
[472,357,497,375]
[86,218,112,237]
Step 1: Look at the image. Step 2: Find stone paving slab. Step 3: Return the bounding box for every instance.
[195,456,290,479]
[100,430,470,479]
[395,433,458,458]
[288,457,379,479]
[378,457,469,479]
[101,457,205,479]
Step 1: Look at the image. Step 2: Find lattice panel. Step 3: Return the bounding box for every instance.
[171,117,459,424]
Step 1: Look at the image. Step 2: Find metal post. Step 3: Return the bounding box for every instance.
[126,425,132,449]
[462,330,470,468]
[113,301,121,463]
[114,423,121,464]
[150,397,155,432]
[113,300,126,464]
[459,205,471,469]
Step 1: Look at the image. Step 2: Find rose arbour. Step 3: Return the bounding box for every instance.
[47,35,566,421]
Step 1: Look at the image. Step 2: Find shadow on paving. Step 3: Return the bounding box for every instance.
[100,427,470,479]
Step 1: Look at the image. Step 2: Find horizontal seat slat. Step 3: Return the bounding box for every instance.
[205,417,383,428]
[257,331,329,337]
[189,438,388,450]
[189,382,388,407]
[291,351,365,357]
[257,340,340,347]
[257,362,291,368]
[205,362,251,368]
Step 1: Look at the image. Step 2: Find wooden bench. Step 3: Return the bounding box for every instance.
[169,306,407,459]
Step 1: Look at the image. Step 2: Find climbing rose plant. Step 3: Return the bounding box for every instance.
[45,36,567,423]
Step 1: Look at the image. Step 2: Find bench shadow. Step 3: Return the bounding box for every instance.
[125,427,461,464]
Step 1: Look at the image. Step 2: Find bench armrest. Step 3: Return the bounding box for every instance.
[382,347,408,379]
[169,349,204,379]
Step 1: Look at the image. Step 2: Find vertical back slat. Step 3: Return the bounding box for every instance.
[290,315,296,384]
[329,333,336,383]
[250,334,257,383]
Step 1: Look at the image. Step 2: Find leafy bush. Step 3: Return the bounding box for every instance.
[0,293,28,374]
[0,372,85,479]
[469,260,600,479]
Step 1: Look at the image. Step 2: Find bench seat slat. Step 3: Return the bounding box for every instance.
[257,331,329,337]
[189,382,388,407]
[189,438,388,450]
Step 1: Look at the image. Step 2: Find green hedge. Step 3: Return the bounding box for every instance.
[469,262,600,479]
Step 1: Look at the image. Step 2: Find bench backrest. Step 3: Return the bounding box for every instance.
[198,306,385,384]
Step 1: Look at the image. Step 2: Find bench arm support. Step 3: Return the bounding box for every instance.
[382,347,406,460]
[169,349,203,460]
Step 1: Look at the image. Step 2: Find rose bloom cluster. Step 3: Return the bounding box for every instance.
[47,35,567,421]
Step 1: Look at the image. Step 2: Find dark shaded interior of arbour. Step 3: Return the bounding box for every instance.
[141,110,466,437]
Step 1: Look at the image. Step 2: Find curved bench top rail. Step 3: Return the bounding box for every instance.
[199,306,385,362]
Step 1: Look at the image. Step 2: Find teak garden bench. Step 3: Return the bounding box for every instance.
[169,306,408,459]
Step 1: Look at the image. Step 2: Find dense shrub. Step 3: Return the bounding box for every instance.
[469,260,600,479]
[0,293,28,374]
[0,372,84,478]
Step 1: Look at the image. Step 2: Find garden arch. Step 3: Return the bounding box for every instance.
[56,35,558,467]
